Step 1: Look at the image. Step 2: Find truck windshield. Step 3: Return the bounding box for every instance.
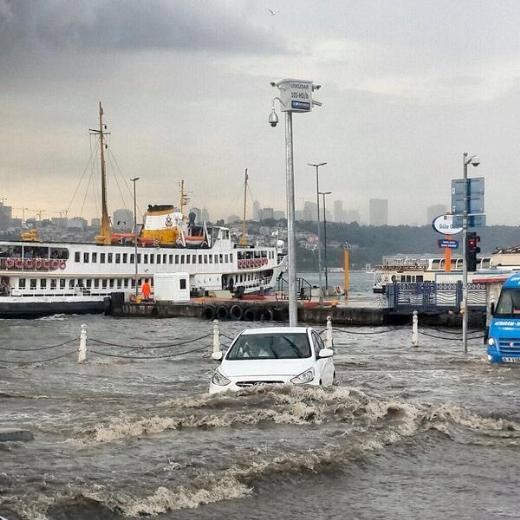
[495,288,520,315]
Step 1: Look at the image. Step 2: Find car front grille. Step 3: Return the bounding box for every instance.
[236,380,284,387]
[498,338,520,355]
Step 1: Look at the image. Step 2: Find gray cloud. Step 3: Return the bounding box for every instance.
[0,0,283,54]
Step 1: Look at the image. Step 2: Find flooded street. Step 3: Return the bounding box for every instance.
[0,276,519,519]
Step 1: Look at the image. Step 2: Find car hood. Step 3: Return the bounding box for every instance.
[220,358,313,378]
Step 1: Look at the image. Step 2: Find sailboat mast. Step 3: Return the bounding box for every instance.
[98,102,111,245]
[239,168,248,246]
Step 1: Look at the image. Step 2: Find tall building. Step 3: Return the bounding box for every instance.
[427,204,447,224]
[253,200,262,221]
[303,201,317,221]
[0,202,12,230]
[261,207,274,220]
[369,199,388,226]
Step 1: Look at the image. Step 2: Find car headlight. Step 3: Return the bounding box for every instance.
[211,369,231,387]
[488,338,495,346]
[290,368,315,385]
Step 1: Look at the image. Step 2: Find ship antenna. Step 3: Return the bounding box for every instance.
[239,168,248,247]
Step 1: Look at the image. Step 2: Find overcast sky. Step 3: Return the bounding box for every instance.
[2,0,520,225]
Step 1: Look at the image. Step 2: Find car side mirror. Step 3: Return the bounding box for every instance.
[318,348,334,359]
[211,351,223,361]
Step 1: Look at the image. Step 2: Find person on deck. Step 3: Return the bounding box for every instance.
[141,280,151,300]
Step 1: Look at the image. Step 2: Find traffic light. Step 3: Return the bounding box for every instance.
[466,232,481,272]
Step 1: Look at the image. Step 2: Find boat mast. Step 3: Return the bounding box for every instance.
[93,102,111,245]
[239,168,248,246]
[179,179,189,215]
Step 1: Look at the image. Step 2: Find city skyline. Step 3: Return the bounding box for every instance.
[2,1,520,225]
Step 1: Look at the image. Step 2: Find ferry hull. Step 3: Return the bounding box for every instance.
[0,298,108,319]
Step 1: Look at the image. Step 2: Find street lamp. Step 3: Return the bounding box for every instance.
[269,79,322,326]
[462,153,479,353]
[308,162,327,303]
[319,190,332,291]
[130,177,140,297]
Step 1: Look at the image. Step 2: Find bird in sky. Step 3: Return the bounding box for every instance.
[267,8,279,15]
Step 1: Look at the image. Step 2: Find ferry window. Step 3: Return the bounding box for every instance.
[100,253,106,264]
[102,279,107,289]
[220,254,223,263]
[150,255,154,264]
[137,254,141,263]
[92,253,97,263]
[180,278,186,290]
[69,280,75,289]
[51,247,68,260]
[169,254,173,264]
[86,280,92,289]
[144,254,148,264]
[50,279,56,289]
[117,279,122,289]
[204,255,208,264]
[186,255,190,264]
[214,255,219,264]
[175,255,179,264]
[122,253,128,263]
[209,255,213,264]
[156,255,161,265]
[75,252,80,262]
[163,254,167,264]
[225,254,228,263]
[109,279,114,288]
[180,255,185,264]
[107,253,113,263]
[41,279,47,289]
[230,254,233,263]
[83,253,89,263]
[199,255,203,263]
[94,280,99,289]
[19,279,26,289]
[30,279,37,289]
[115,254,121,264]
[60,279,65,289]
[192,254,196,264]
[130,254,134,264]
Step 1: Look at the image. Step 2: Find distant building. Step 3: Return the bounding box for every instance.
[113,209,133,231]
[67,217,87,230]
[273,210,285,220]
[427,204,448,224]
[261,207,274,220]
[333,200,345,223]
[253,200,262,221]
[0,202,12,230]
[369,199,388,226]
[303,201,317,221]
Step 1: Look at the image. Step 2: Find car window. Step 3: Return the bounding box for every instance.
[311,331,325,356]
[226,333,311,360]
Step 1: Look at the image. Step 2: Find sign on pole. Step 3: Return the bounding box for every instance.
[432,214,463,235]
[437,239,459,249]
[277,79,314,112]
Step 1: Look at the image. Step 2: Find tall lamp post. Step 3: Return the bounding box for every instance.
[130,177,140,297]
[462,153,479,353]
[319,190,332,291]
[308,162,327,303]
[269,79,322,326]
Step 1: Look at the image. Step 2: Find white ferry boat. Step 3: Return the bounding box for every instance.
[0,104,286,318]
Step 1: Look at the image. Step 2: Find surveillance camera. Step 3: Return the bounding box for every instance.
[268,110,279,127]
[471,157,480,166]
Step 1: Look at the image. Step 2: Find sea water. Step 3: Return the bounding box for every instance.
[0,272,519,519]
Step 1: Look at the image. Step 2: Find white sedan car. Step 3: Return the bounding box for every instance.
[209,326,335,394]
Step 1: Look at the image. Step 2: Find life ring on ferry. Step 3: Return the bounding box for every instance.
[35,259,43,269]
[5,258,14,268]
[25,259,34,269]
[43,259,50,269]
[15,258,23,269]
[51,259,60,270]
[59,260,66,270]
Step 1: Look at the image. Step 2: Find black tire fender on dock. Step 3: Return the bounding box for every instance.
[216,305,229,320]
[243,306,257,321]
[229,304,243,321]
[259,307,274,321]
[202,305,216,320]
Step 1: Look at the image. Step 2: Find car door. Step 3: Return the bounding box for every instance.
[311,330,334,385]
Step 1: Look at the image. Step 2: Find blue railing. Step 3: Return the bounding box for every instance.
[386,281,487,313]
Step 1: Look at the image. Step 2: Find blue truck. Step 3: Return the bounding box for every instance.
[487,272,520,363]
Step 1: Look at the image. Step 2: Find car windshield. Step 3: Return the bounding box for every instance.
[226,332,312,360]
[495,288,520,315]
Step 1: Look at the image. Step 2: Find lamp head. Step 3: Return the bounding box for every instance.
[470,156,480,167]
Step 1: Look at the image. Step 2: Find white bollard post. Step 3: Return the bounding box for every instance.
[78,323,87,363]
[212,319,221,355]
[412,310,419,348]
[326,315,333,349]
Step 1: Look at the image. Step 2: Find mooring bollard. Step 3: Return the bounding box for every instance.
[212,319,221,355]
[326,315,333,349]
[412,310,419,348]
[78,323,87,363]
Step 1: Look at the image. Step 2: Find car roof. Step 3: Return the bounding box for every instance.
[239,327,312,336]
